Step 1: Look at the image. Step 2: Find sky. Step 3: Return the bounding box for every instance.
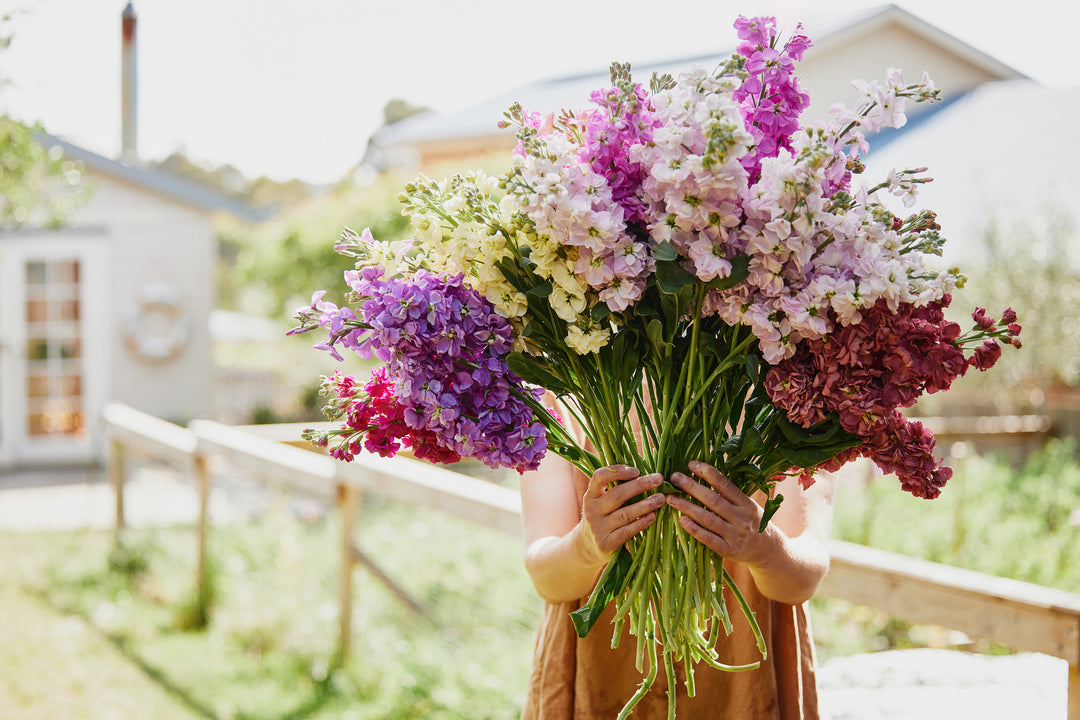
[2,0,1078,185]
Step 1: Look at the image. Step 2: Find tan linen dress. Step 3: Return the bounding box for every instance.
[520,560,819,719]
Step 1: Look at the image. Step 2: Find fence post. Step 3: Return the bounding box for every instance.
[108,438,125,540]
[194,453,211,605]
[337,482,361,662]
[1070,662,1080,720]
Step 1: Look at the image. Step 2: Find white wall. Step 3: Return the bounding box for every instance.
[69,170,216,423]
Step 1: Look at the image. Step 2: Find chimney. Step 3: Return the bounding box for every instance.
[121,2,137,160]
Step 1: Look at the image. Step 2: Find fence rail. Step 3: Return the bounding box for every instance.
[102,403,1080,717]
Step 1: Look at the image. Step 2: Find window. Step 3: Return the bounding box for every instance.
[24,259,85,437]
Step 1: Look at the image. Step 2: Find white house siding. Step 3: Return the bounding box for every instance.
[68,169,215,425]
[861,80,1080,265]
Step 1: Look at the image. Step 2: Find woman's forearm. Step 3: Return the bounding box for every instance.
[745,524,830,605]
[524,522,610,604]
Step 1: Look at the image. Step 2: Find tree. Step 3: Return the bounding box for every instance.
[0,11,86,228]
[946,205,1080,412]
[217,171,412,319]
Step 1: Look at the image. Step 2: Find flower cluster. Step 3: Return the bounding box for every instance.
[732,15,812,181]
[506,75,659,317]
[306,368,461,464]
[495,17,954,368]
[765,298,1022,498]
[294,263,547,471]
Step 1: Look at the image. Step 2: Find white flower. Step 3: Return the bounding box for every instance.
[565,322,610,355]
[550,286,587,323]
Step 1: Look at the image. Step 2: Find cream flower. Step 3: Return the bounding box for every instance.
[565,322,611,355]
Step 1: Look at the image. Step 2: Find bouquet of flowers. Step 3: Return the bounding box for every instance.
[291,15,1020,719]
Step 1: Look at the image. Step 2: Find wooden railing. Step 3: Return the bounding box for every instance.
[102,403,1080,717]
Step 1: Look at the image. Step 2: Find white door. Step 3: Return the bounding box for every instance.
[0,232,107,469]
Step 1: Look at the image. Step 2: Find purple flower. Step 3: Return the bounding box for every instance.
[318,269,546,471]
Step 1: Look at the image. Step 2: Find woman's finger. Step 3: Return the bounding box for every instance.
[603,508,661,550]
[610,492,667,528]
[586,464,640,498]
[676,513,733,557]
[669,470,726,512]
[666,494,730,535]
[687,461,745,504]
[600,472,664,510]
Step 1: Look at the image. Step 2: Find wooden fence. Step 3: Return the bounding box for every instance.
[102,403,1080,717]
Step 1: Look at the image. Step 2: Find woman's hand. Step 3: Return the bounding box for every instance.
[520,457,666,603]
[666,460,774,567]
[665,460,834,605]
[580,464,666,564]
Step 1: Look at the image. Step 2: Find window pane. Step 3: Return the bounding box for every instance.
[55,260,79,284]
[25,261,46,285]
[26,338,49,361]
[59,338,81,359]
[26,398,84,437]
[59,300,80,321]
[27,375,51,398]
[61,375,82,397]
[25,299,48,323]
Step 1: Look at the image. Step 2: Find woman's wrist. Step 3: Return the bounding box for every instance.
[572,518,613,571]
[746,529,829,605]
[525,521,612,603]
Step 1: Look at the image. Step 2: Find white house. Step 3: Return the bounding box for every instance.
[0,3,264,470]
[0,140,264,470]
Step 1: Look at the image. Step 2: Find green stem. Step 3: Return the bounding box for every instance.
[722,566,768,661]
[617,617,658,720]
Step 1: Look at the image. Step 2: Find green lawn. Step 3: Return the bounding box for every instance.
[1,494,539,720]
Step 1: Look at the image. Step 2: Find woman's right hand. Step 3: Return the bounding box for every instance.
[579,465,666,562]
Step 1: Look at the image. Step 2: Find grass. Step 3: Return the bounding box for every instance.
[812,436,1080,660]
[1,491,539,720]
[3,439,1079,716]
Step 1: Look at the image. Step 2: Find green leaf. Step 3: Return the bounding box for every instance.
[777,415,857,448]
[742,353,760,380]
[506,352,573,395]
[653,240,678,261]
[569,547,633,637]
[741,425,765,457]
[655,259,697,295]
[719,433,743,456]
[645,318,668,359]
[633,302,659,318]
[527,281,553,298]
[777,441,860,468]
[590,302,611,322]
[758,494,784,533]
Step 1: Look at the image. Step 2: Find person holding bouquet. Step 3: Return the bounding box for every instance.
[519,412,836,719]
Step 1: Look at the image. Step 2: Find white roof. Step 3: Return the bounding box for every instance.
[371,5,1023,151]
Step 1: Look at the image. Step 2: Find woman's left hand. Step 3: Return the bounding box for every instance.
[666,460,777,567]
